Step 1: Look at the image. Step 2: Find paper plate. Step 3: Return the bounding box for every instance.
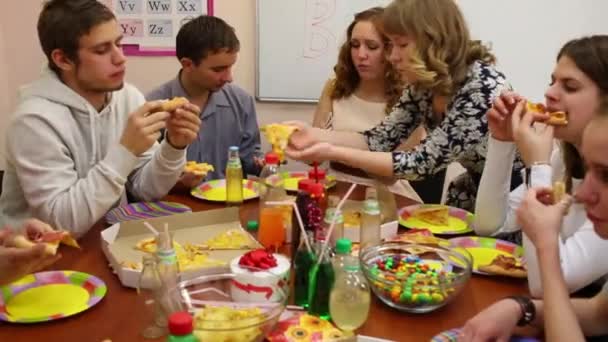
[0,270,107,323]
[448,236,525,274]
[398,204,474,235]
[265,171,336,192]
[105,201,192,224]
[191,179,261,202]
[431,328,539,341]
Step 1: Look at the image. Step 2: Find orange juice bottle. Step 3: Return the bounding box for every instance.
[258,206,286,250]
[258,152,288,250]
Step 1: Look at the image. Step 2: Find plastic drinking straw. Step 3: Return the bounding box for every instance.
[315,183,357,267]
[266,200,313,255]
[143,221,159,236]
[312,162,319,183]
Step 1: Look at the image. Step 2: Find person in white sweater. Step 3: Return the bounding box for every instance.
[474,35,608,297]
[459,99,608,342]
[0,0,202,237]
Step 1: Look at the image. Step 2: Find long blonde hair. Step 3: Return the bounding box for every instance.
[381,0,495,97]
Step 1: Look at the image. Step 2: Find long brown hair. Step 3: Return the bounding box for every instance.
[557,36,608,191]
[381,0,495,97]
[332,7,402,113]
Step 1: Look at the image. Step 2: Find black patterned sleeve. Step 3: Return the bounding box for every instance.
[391,64,506,180]
[362,87,427,152]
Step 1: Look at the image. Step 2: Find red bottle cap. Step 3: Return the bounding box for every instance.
[308,168,326,181]
[168,311,194,335]
[309,182,325,198]
[265,152,279,165]
[298,179,314,191]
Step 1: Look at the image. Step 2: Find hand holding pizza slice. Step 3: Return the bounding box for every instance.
[11,220,79,256]
[261,123,299,161]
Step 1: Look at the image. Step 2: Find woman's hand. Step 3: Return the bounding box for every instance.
[486,91,525,142]
[459,298,522,342]
[0,227,61,285]
[517,187,572,252]
[285,142,335,163]
[283,121,322,150]
[511,100,553,166]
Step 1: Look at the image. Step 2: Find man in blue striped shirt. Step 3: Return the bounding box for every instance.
[147,15,262,183]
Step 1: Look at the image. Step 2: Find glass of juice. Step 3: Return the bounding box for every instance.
[258,206,286,251]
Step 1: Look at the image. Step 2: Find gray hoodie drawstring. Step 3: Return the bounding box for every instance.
[88,109,97,167]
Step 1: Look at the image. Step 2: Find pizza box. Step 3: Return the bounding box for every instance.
[101,207,261,289]
[340,199,398,243]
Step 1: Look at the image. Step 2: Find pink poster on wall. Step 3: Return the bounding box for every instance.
[100,0,214,56]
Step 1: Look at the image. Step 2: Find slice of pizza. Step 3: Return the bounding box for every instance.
[160,96,189,112]
[198,228,256,250]
[411,205,450,226]
[184,161,215,177]
[478,255,527,278]
[553,181,566,204]
[134,237,184,254]
[343,210,361,228]
[260,124,298,161]
[527,101,568,126]
[12,230,80,255]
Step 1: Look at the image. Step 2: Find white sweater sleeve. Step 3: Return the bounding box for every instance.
[474,137,518,235]
[525,217,608,297]
[474,137,553,236]
[126,138,186,202]
[7,116,139,238]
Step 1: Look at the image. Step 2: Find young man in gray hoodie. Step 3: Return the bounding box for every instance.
[0,0,202,237]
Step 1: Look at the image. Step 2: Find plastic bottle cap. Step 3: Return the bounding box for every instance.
[308,168,326,181]
[246,220,259,232]
[229,146,239,152]
[324,208,344,224]
[168,311,194,335]
[335,238,352,254]
[308,183,325,198]
[297,179,314,192]
[265,152,279,165]
[363,199,381,215]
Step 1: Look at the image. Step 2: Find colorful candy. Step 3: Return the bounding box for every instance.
[369,254,458,307]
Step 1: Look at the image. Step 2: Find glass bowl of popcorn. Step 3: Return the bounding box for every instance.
[174,263,288,342]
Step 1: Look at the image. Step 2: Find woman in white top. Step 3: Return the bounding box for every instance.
[312,7,435,203]
[460,99,608,342]
[474,35,608,297]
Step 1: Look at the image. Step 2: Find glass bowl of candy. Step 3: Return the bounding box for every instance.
[174,268,288,342]
[359,241,472,313]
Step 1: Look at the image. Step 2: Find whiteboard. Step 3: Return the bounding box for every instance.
[256,0,606,103]
[256,0,390,102]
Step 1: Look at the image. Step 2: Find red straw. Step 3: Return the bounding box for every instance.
[313,161,319,183]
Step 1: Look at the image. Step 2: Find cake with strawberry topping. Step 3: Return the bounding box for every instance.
[230,249,290,302]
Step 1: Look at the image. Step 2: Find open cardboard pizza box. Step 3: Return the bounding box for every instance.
[340,199,398,243]
[101,207,260,289]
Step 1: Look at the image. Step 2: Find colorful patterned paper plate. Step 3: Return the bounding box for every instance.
[265,171,336,192]
[191,179,261,202]
[398,204,474,235]
[431,328,539,341]
[0,270,107,323]
[448,236,525,274]
[105,201,192,225]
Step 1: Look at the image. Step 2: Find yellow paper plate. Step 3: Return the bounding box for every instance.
[398,204,474,235]
[191,179,260,202]
[0,270,107,323]
[265,171,336,192]
[448,236,525,274]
